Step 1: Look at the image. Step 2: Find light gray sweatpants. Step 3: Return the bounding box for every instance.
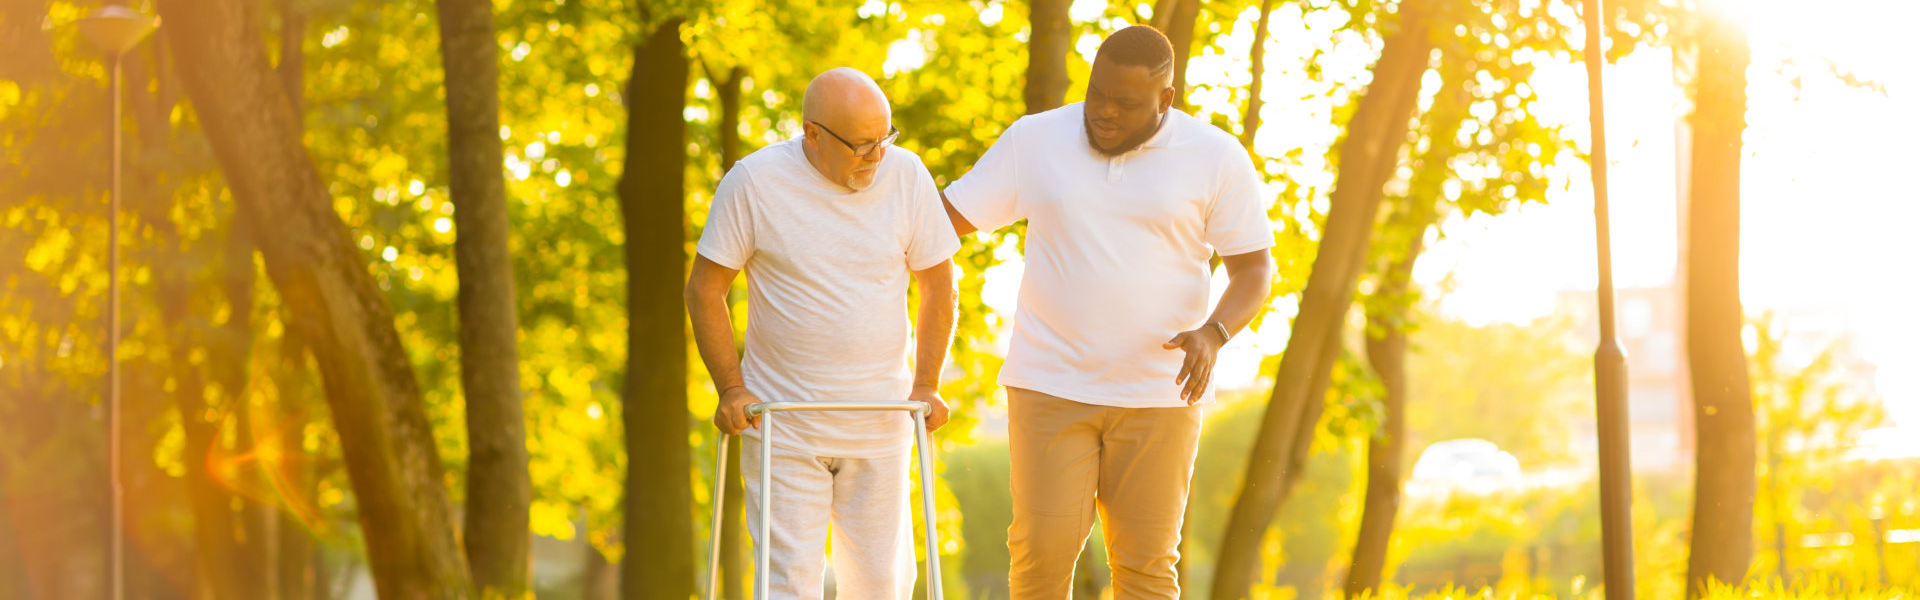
[742,441,915,600]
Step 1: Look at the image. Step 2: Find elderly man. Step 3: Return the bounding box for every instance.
[685,67,960,599]
[942,26,1276,599]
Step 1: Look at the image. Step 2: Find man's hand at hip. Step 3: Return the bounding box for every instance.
[1164,325,1227,405]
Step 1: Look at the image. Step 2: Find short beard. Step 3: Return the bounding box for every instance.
[1085,110,1169,157]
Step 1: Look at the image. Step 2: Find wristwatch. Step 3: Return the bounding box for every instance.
[1208,321,1232,342]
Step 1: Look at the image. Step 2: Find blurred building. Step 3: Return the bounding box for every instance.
[1557,286,1881,473]
[1557,285,1695,472]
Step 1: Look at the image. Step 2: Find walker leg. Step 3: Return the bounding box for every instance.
[758,414,774,600]
[912,408,943,600]
[705,435,729,600]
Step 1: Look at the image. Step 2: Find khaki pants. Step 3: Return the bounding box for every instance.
[1006,387,1203,600]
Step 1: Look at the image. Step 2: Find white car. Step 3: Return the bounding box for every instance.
[1409,438,1522,495]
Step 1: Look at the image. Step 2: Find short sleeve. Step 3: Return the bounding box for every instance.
[942,119,1025,233]
[695,163,756,269]
[1204,146,1275,256]
[906,160,963,271]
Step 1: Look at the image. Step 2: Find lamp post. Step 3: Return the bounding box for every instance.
[76,7,158,600]
[1578,0,1635,598]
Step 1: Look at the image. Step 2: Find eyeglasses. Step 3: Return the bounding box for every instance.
[809,121,900,157]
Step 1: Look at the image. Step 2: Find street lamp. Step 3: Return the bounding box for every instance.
[76,7,158,600]
[1578,0,1636,598]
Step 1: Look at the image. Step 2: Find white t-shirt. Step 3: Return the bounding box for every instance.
[945,103,1274,408]
[697,138,961,459]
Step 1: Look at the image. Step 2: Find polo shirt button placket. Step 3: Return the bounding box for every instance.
[1107,155,1125,183]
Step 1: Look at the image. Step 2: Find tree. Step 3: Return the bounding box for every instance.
[1344,41,1472,597]
[1211,2,1436,596]
[270,5,323,598]
[434,0,534,594]
[619,10,695,600]
[1148,0,1201,109]
[152,0,473,597]
[1025,0,1071,114]
[1239,0,1279,149]
[1345,186,1443,599]
[697,58,750,600]
[1683,5,1756,594]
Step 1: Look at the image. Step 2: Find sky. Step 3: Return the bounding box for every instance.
[967,0,1920,426]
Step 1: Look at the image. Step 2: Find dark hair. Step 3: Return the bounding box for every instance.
[1094,25,1175,80]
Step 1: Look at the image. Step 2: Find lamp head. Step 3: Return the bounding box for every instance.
[78,6,159,56]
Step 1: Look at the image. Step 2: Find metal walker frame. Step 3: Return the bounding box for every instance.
[705,401,945,600]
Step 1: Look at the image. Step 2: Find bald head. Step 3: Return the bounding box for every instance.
[802,67,891,130]
[799,67,895,192]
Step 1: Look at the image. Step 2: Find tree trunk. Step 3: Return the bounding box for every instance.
[153,0,473,598]
[714,64,745,172]
[708,63,748,600]
[719,442,746,600]
[1240,0,1278,148]
[1343,58,1468,597]
[435,0,534,595]
[1210,3,1435,598]
[1162,0,1201,109]
[619,14,695,600]
[157,266,247,600]
[1025,0,1072,114]
[1343,232,1422,598]
[1683,9,1755,596]
[277,0,304,117]
[582,536,619,600]
[276,328,319,600]
[217,219,278,600]
[273,10,319,599]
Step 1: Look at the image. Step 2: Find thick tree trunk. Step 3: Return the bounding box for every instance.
[435,0,534,595]
[1211,3,1435,598]
[1240,0,1278,148]
[1683,10,1755,596]
[1025,0,1072,114]
[153,0,473,598]
[619,15,695,600]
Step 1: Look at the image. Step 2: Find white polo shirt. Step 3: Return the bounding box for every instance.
[945,102,1273,407]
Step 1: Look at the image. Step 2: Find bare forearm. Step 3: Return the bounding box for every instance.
[912,264,957,389]
[1207,253,1276,335]
[1207,278,1269,333]
[687,293,744,392]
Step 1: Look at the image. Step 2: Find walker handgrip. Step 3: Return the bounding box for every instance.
[745,400,930,416]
